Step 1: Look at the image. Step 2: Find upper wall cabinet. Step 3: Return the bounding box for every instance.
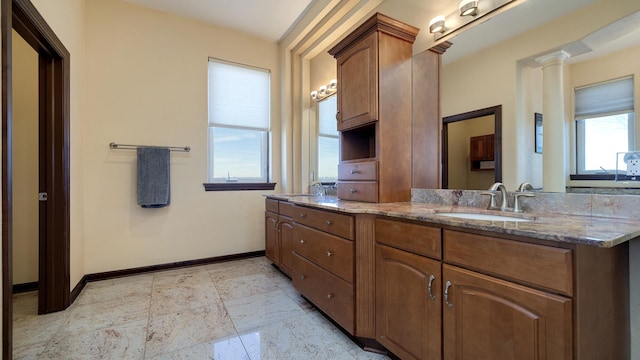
[329,13,419,132]
[329,13,420,202]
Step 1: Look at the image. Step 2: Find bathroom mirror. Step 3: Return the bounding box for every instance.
[302,0,639,194]
[309,94,338,184]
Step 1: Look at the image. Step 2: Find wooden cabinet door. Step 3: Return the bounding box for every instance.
[376,244,441,360]
[264,211,279,263]
[469,134,494,161]
[336,32,378,131]
[443,264,572,360]
[278,216,294,275]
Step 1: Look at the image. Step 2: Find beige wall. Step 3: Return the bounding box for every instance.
[82,0,279,274]
[11,30,39,285]
[447,115,495,190]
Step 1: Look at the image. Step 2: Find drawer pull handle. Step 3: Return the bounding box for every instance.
[427,274,436,301]
[300,275,306,280]
[326,251,332,257]
[325,220,332,226]
[350,170,359,174]
[299,213,306,218]
[327,293,333,299]
[350,189,357,194]
[444,281,453,308]
[300,239,305,244]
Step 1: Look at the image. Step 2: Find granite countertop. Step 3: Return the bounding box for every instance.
[267,194,640,248]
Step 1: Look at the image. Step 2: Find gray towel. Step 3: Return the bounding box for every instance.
[137,147,170,208]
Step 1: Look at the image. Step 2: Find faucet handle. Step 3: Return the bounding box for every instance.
[513,192,535,213]
[481,191,499,210]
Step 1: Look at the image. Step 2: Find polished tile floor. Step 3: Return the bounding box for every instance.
[13,256,388,359]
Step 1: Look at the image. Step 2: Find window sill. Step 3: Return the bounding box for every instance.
[203,183,276,191]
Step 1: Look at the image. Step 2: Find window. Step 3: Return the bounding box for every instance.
[208,59,271,185]
[575,77,635,175]
[317,95,338,183]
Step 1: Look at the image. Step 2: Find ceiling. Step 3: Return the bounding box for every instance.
[122,0,639,62]
[123,0,314,42]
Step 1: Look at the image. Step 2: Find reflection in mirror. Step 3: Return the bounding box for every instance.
[311,94,338,183]
[443,105,502,189]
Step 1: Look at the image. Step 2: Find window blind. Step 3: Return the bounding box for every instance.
[208,59,270,131]
[575,76,634,119]
[318,95,338,137]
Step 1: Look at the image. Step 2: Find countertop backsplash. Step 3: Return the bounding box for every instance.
[411,188,640,221]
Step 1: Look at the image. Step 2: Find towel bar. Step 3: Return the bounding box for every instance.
[109,142,190,152]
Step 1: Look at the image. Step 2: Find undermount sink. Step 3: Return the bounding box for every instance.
[435,212,532,222]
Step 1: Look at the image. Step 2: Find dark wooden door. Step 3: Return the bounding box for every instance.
[336,32,377,131]
[443,264,572,360]
[376,244,441,360]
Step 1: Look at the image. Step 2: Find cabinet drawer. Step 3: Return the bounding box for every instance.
[278,201,295,218]
[337,181,378,202]
[444,230,573,296]
[265,198,279,213]
[338,161,378,181]
[375,218,441,260]
[292,253,354,334]
[294,206,354,240]
[293,224,354,283]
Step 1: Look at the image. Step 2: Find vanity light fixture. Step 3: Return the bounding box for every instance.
[429,15,446,33]
[310,79,337,100]
[328,79,337,91]
[459,0,478,16]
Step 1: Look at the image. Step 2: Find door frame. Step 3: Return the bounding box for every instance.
[2,0,70,357]
[442,105,503,189]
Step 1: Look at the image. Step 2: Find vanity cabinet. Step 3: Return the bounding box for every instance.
[290,205,356,334]
[329,13,419,203]
[375,218,442,360]
[442,264,572,360]
[442,230,573,360]
[264,200,279,264]
[264,199,295,275]
[373,219,626,360]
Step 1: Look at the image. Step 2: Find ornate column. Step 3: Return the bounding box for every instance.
[535,51,570,192]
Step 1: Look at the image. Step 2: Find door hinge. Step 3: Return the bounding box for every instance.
[38,192,48,201]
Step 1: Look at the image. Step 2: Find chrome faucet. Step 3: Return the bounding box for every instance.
[513,182,535,213]
[482,182,536,213]
[310,181,326,197]
[486,182,509,211]
[517,182,534,192]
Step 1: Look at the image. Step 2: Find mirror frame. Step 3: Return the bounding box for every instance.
[442,105,502,189]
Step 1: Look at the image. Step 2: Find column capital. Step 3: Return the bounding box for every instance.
[535,50,570,67]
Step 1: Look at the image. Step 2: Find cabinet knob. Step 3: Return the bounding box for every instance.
[299,213,306,218]
[300,275,305,280]
[350,189,357,194]
[300,239,305,244]
[327,293,333,299]
[326,251,332,257]
[350,170,359,174]
[325,220,332,226]
[335,111,340,121]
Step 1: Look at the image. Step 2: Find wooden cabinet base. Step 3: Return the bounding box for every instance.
[292,253,355,334]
